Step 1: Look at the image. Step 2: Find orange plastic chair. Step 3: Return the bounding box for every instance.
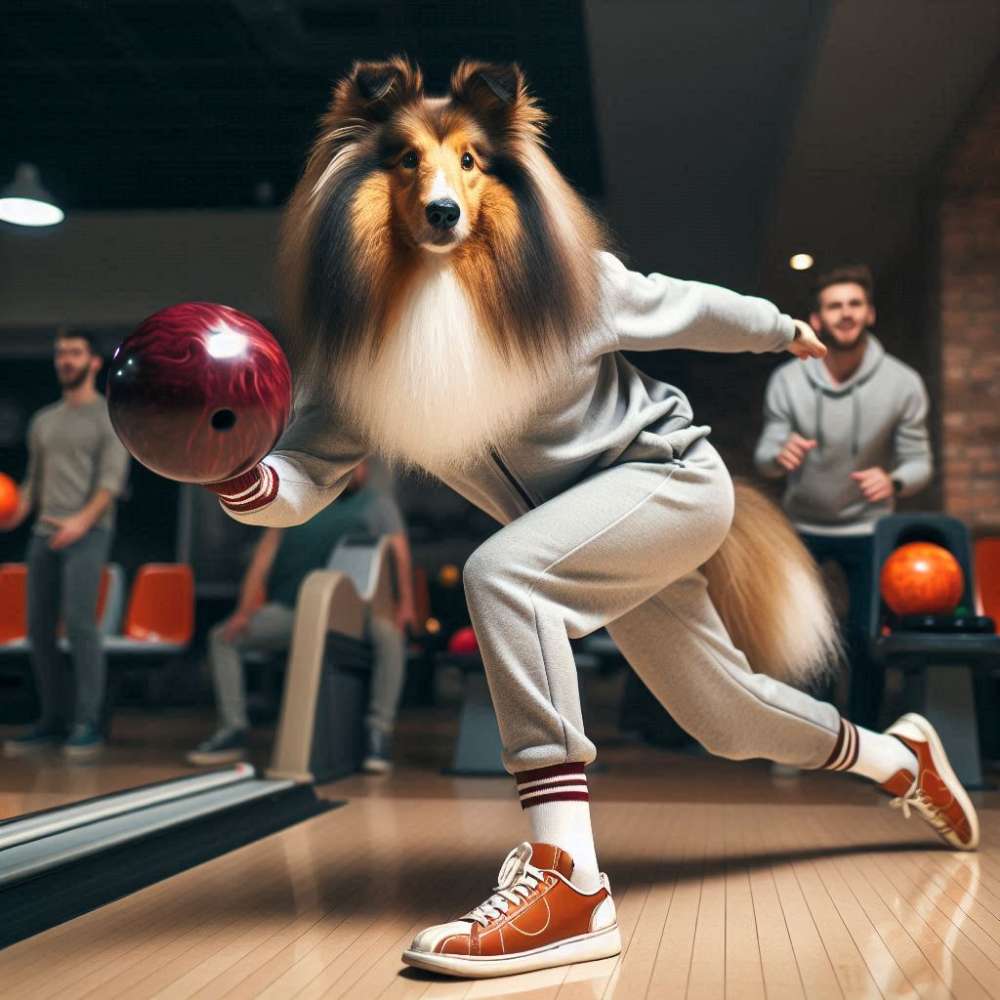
[1,564,117,643]
[0,564,28,643]
[974,538,1000,633]
[122,564,195,645]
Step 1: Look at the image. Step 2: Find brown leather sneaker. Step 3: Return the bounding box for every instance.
[402,842,621,978]
[881,713,979,850]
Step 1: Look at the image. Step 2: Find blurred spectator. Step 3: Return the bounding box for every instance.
[2,330,129,760]
[187,459,415,771]
[754,265,932,727]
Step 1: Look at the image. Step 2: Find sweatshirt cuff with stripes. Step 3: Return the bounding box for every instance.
[204,462,279,513]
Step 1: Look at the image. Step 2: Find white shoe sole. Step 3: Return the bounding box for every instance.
[401,923,622,979]
[63,744,104,761]
[888,712,980,850]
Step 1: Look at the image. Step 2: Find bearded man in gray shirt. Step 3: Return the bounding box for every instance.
[2,330,130,760]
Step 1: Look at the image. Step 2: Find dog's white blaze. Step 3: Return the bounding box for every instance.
[427,169,454,204]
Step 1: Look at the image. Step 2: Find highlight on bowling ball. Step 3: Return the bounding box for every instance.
[108,303,292,485]
[880,541,964,616]
[0,472,19,522]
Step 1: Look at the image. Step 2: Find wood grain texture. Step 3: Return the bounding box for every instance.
[2,713,998,998]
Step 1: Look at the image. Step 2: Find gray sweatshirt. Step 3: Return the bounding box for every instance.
[23,396,130,536]
[754,334,932,536]
[218,252,797,528]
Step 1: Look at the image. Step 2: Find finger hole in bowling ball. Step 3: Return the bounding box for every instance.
[211,409,237,431]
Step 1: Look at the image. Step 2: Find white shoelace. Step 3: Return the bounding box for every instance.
[462,843,545,928]
[889,779,951,834]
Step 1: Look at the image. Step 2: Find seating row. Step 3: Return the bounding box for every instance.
[0,563,194,655]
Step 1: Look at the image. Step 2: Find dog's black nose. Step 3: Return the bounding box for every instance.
[425,199,460,230]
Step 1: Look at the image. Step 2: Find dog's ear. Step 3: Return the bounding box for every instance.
[331,56,423,123]
[450,61,543,135]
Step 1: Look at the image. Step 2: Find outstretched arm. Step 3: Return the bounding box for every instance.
[600,252,823,358]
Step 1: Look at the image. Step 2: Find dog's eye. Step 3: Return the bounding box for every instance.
[461,152,475,171]
[401,151,419,170]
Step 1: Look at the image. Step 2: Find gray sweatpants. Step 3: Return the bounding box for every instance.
[27,528,111,730]
[463,438,841,774]
[209,602,406,735]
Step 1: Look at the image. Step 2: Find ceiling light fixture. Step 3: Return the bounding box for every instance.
[0,163,65,227]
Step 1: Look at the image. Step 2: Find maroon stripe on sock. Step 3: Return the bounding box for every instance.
[514,762,586,785]
[829,720,859,772]
[519,791,590,808]
[519,779,589,793]
[842,721,860,771]
[820,719,847,770]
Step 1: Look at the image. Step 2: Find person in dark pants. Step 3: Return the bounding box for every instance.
[755,265,933,728]
[797,534,876,716]
[1,330,130,760]
[187,459,416,771]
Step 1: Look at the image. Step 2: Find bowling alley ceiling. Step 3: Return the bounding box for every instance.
[0,0,604,211]
[3,0,999,298]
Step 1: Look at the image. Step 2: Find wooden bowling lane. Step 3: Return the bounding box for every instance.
[1,754,998,999]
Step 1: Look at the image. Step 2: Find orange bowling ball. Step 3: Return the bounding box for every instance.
[0,473,18,522]
[880,542,964,616]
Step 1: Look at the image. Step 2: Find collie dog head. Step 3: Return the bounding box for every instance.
[281,57,607,472]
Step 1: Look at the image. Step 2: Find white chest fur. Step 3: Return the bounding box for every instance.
[337,262,545,474]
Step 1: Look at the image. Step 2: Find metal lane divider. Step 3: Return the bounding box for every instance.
[0,763,257,852]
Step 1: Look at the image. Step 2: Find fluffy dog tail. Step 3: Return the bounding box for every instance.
[702,481,841,687]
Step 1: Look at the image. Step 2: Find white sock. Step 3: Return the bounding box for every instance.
[515,763,602,894]
[824,719,918,785]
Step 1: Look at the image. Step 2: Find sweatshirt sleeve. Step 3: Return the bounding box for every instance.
[19,415,40,513]
[754,369,794,479]
[210,393,367,527]
[97,408,130,497]
[890,374,933,497]
[600,251,796,355]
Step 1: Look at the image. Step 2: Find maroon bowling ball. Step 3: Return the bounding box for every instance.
[108,303,292,485]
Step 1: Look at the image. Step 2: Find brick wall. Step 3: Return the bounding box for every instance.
[937,65,1000,534]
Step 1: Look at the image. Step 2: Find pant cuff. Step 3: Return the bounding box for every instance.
[514,762,589,808]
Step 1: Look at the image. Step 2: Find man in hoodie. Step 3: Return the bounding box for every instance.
[754,265,932,727]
